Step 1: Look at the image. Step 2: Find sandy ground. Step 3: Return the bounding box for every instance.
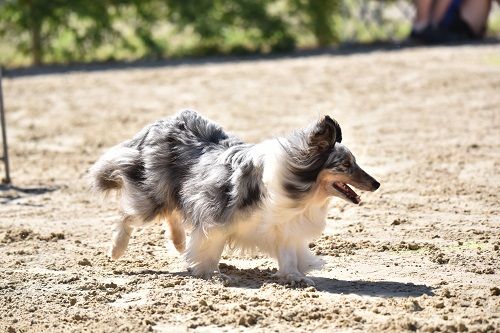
[0,45,499,333]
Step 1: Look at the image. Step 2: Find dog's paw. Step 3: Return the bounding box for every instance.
[187,265,218,280]
[187,267,211,279]
[211,272,238,286]
[109,244,126,260]
[109,224,131,260]
[274,272,315,287]
[298,255,325,274]
[187,266,237,286]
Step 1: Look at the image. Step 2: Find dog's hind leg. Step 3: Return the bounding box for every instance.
[109,215,138,260]
[165,211,186,253]
[185,228,227,279]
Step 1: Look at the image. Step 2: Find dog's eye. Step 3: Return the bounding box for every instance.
[343,162,351,168]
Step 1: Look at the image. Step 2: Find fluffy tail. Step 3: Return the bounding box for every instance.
[88,145,140,194]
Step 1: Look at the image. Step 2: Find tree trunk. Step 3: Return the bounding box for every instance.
[28,0,42,65]
[31,22,42,65]
[307,0,340,47]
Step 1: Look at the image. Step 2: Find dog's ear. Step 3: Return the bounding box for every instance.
[308,115,342,151]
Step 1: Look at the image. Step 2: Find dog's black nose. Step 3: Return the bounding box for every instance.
[372,180,380,190]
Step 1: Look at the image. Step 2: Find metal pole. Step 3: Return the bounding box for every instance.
[0,66,11,184]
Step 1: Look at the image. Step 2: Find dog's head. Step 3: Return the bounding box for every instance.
[284,115,379,204]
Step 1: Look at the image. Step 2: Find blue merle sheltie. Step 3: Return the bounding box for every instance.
[89,110,380,285]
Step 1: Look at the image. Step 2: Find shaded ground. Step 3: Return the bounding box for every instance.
[0,45,499,333]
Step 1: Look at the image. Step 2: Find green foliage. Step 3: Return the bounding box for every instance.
[290,0,341,46]
[163,0,296,54]
[0,1,423,67]
[0,0,115,65]
[0,0,171,65]
[3,0,339,65]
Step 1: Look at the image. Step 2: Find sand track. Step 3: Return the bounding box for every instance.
[1,45,499,332]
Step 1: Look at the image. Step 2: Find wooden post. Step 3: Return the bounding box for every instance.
[0,67,11,184]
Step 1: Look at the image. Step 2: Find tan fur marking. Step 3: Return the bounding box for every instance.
[166,211,186,253]
[312,170,344,202]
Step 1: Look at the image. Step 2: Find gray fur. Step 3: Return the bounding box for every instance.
[90,111,377,222]
[89,110,265,227]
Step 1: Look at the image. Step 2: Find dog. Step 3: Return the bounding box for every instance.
[89,110,380,285]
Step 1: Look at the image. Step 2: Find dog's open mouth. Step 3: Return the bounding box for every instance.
[333,182,361,204]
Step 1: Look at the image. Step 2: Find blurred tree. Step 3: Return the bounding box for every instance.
[0,0,346,66]
[290,0,341,46]
[0,0,169,65]
[0,0,115,65]
[165,0,295,54]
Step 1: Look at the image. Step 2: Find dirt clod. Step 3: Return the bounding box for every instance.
[435,302,445,309]
[77,259,92,266]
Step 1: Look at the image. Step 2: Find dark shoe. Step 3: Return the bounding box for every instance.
[408,27,431,43]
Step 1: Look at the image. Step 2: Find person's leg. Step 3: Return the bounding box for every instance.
[414,0,436,31]
[417,0,491,43]
[460,0,492,36]
[431,0,454,25]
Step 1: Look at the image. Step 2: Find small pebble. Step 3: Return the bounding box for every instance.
[408,243,420,250]
[77,258,92,266]
[435,302,445,309]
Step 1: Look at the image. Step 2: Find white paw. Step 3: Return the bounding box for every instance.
[187,265,216,279]
[109,246,124,260]
[109,225,131,260]
[275,272,315,287]
[109,240,128,260]
[188,267,236,285]
[212,272,237,286]
[298,256,325,274]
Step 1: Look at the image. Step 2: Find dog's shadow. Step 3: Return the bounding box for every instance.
[309,276,433,297]
[126,263,434,298]
[216,264,434,297]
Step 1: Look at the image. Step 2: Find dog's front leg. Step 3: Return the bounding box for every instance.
[185,228,226,279]
[275,244,315,286]
[297,243,324,274]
